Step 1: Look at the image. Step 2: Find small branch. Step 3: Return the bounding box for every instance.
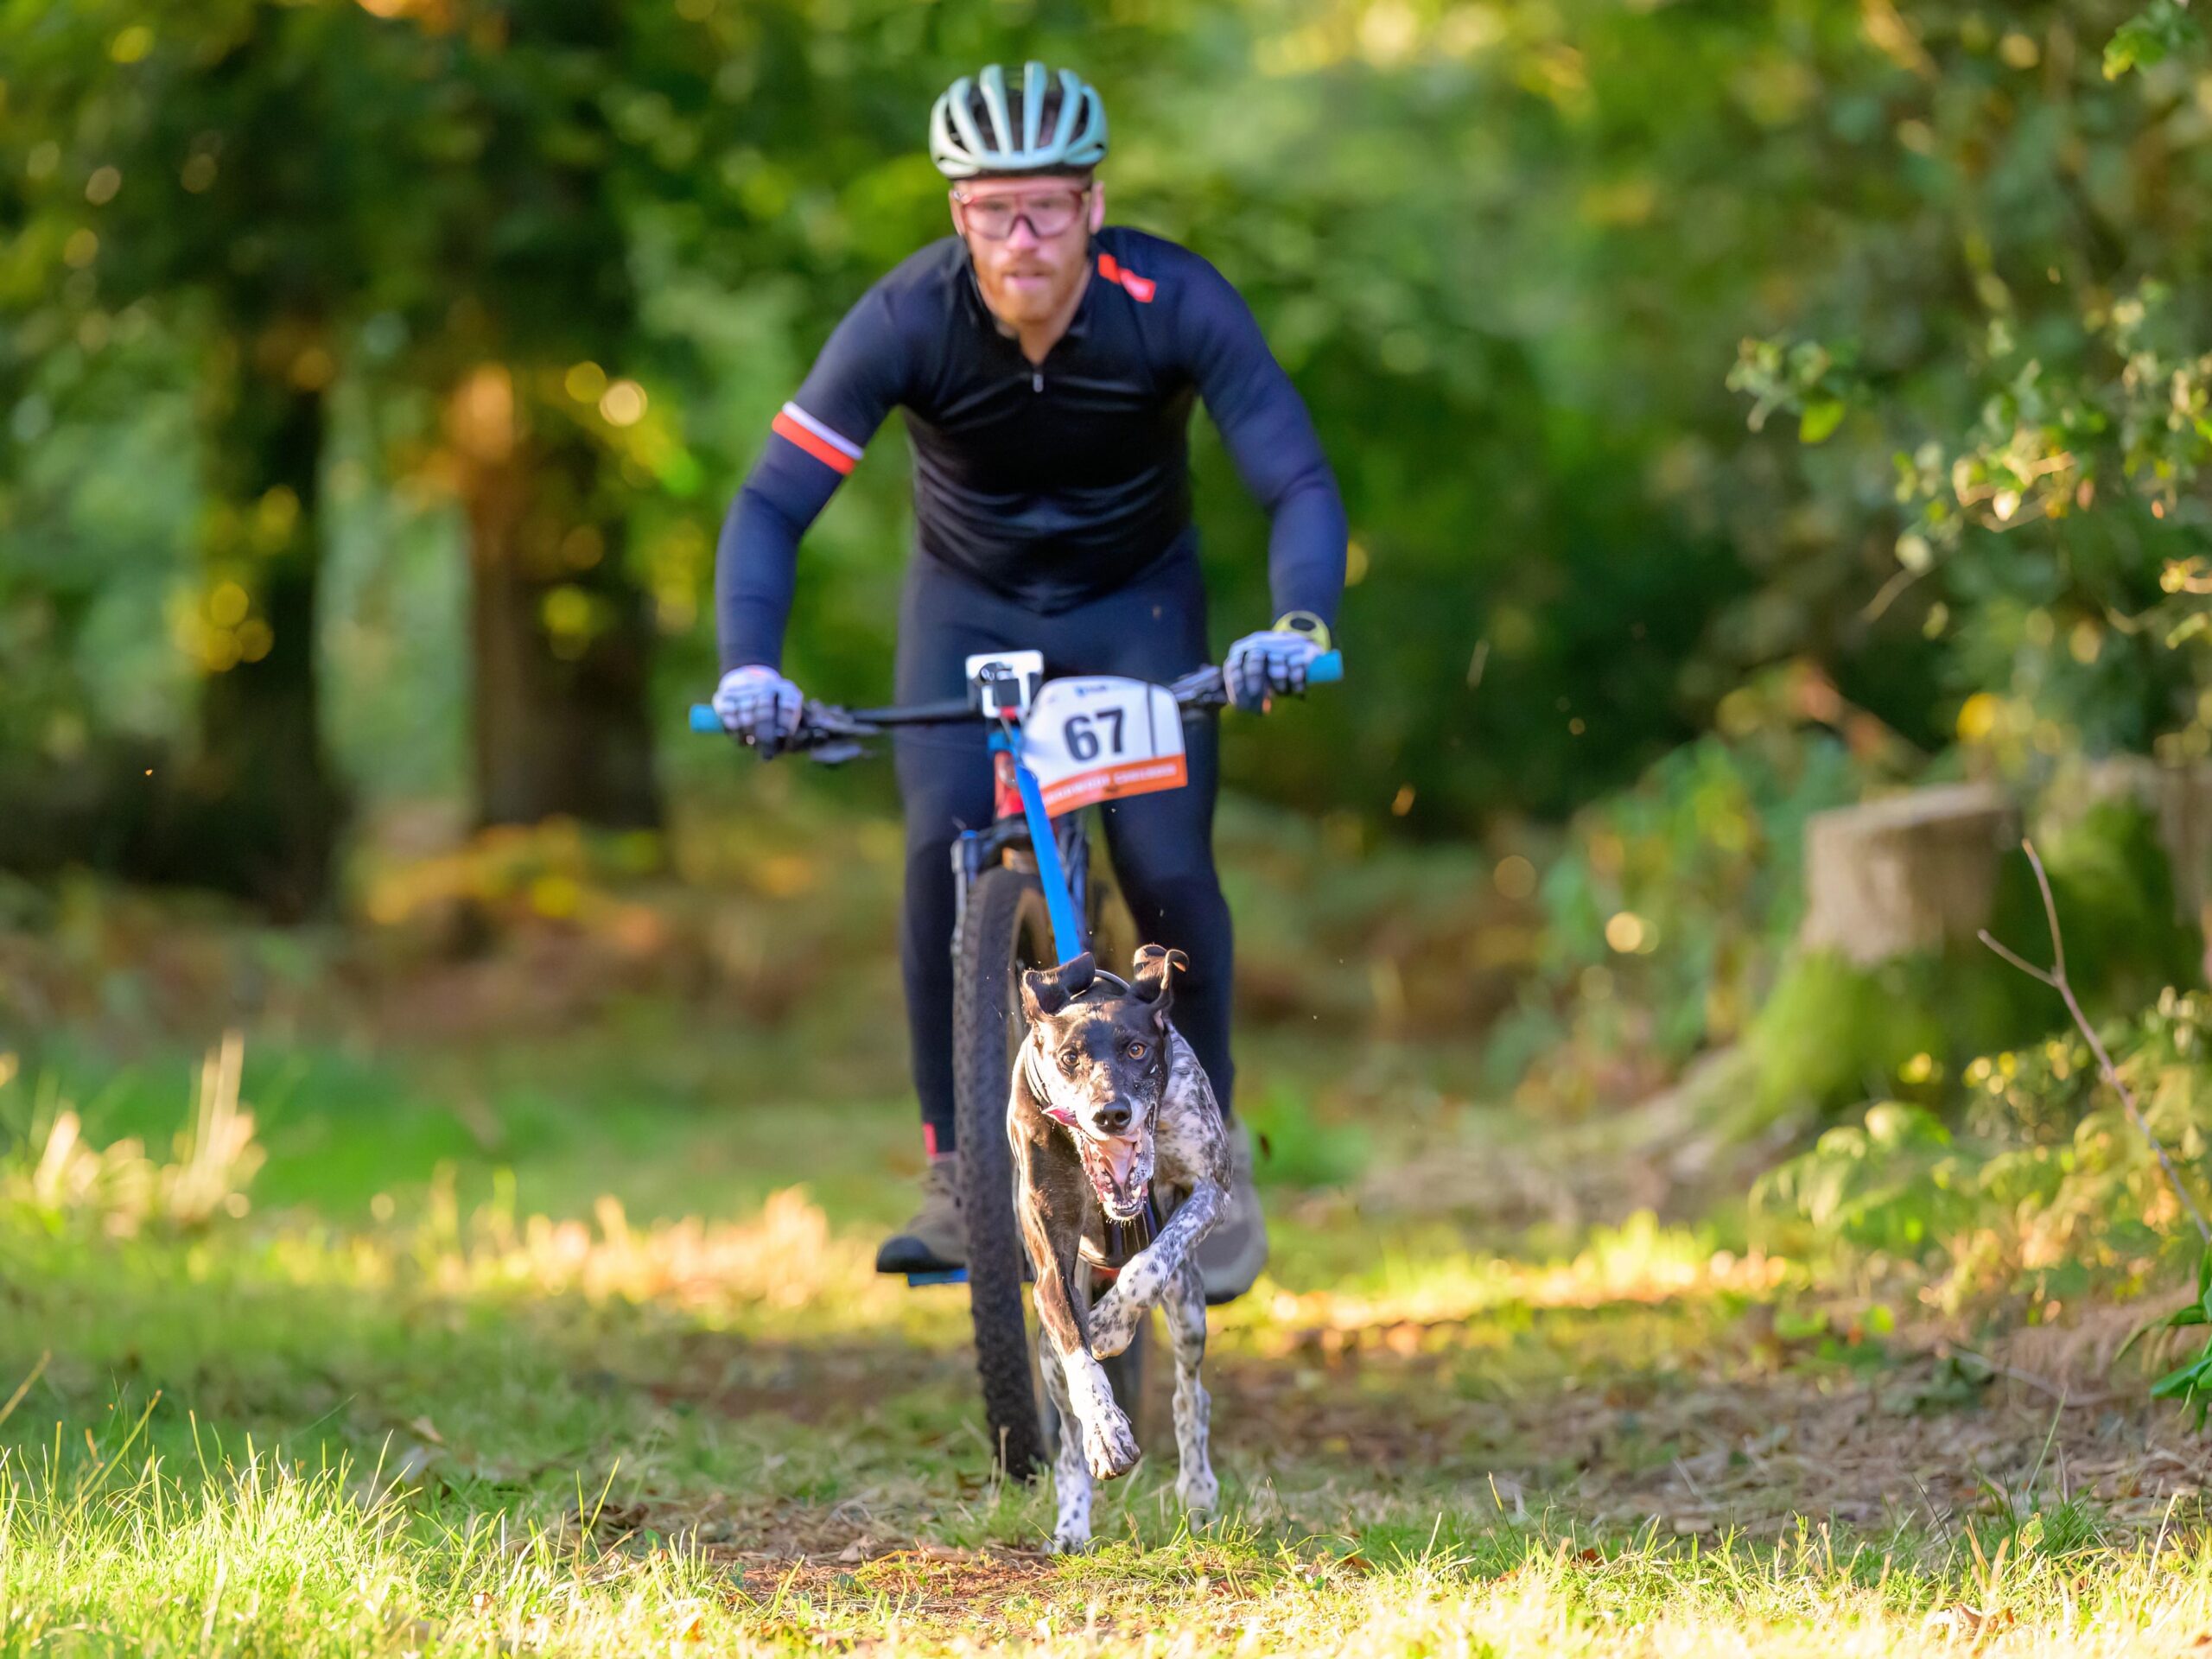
[1979,838,2211,1244]
[2026,839,2067,985]
[1943,1344,2116,1408]
[1863,564,1925,624]
[1976,931,2056,988]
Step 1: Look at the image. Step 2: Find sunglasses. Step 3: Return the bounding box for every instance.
[952,187,1090,241]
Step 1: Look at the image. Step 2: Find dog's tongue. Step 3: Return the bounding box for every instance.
[1099,1136,1140,1194]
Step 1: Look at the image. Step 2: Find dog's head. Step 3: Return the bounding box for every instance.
[1019,944,1187,1224]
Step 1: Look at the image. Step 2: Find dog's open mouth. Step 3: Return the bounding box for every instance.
[1077,1131,1154,1224]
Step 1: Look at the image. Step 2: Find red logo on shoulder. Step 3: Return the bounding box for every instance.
[1096,252,1156,304]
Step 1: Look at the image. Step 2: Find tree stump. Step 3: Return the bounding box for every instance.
[1801,783,2018,964]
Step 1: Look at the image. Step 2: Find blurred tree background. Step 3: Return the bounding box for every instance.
[3,0,2210,1105]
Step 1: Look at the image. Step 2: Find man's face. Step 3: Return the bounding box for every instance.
[951,174,1106,328]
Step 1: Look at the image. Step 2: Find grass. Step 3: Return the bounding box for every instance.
[5,1021,2212,1655]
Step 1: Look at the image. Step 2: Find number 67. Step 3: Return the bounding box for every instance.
[1062,709,1124,763]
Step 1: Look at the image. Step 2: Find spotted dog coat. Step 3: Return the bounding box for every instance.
[1010,945,1233,1551]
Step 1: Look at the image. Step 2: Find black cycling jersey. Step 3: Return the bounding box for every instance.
[715,226,1347,670]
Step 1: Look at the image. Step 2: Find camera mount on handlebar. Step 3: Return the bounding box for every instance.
[965,651,1045,721]
[976,666,1025,721]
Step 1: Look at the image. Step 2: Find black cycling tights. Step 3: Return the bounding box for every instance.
[891,550,1234,1154]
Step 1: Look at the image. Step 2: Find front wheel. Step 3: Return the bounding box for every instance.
[952,866,1053,1479]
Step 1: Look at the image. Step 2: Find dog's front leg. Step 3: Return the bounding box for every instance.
[1018,1150,1141,1492]
[1160,1255,1218,1519]
[1035,1333,1095,1551]
[1088,1177,1224,1359]
[1037,1265,1141,1491]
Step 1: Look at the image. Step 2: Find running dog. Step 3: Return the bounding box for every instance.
[1011,944,1230,1552]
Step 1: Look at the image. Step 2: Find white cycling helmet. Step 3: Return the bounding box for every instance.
[930,62,1109,179]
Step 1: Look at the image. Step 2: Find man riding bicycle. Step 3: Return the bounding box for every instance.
[712,63,1347,1302]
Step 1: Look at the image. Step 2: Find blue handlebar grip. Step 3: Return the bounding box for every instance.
[1308,651,1344,685]
[689,703,721,734]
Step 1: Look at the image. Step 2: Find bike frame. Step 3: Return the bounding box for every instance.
[954,722,1089,971]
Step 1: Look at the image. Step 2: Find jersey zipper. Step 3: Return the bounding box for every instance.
[1032,368,1043,393]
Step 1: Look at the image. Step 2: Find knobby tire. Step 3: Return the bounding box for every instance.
[953,866,1052,1479]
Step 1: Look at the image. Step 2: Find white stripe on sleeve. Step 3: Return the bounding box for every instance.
[779,402,864,461]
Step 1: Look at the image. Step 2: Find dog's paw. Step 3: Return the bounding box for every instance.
[1050,1526,1094,1554]
[1081,1405,1141,1481]
[1088,1287,1140,1358]
[1178,1468,1220,1520]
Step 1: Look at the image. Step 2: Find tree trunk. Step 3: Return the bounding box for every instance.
[143,346,341,918]
[449,366,661,831]
[1800,783,2018,964]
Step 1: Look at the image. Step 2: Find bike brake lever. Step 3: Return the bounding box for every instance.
[782,702,879,765]
[1169,664,1230,710]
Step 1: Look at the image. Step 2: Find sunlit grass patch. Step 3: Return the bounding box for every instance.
[10,1434,2212,1657]
[0,1425,763,1658]
[5,1068,908,1338]
[1229,1210,1799,1357]
[5,1033,2212,1653]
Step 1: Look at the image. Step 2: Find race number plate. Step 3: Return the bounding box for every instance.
[1022,677,1188,817]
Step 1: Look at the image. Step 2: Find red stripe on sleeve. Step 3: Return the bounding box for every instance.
[771,410,858,474]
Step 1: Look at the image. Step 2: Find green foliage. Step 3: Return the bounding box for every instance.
[2105,0,2206,76]
[1762,989,2212,1321]
[1725,798,2198,1130]
[2124,1246,2212,1427]
[4,0,2201,846]
[1241,1081,1367,1191]
[0,0,2062,834]
[1758,1102,1974,1256]
[1745,953,1949,1125]
[1732,0,2212,782]
[2001,798,2206,1014]
[1497,716,1866,1112]
[1542,721,1863,1048]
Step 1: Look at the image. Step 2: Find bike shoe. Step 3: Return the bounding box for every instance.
[875,1152,967,1275]
[1196,1121,1269,1305]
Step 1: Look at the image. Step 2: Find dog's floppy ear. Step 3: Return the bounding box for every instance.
[1128,944,1188,1014]
[1021,951,1096,1021]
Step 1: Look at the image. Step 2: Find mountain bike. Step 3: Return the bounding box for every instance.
[691,646,1340,1477]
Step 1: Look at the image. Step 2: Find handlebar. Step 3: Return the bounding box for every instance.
[690,651,1341,753]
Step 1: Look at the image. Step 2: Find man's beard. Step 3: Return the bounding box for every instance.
[976,231,1090,326]
[985,264,1073,321]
